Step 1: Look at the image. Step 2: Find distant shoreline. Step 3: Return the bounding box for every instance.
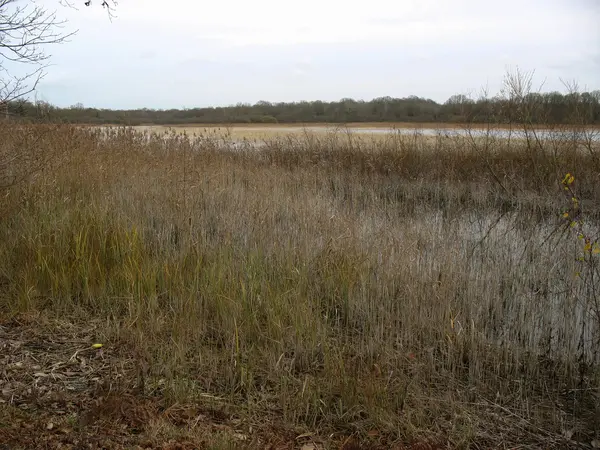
[88,122,600,131]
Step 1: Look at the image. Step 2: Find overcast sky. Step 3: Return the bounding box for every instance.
[17,0,600,109]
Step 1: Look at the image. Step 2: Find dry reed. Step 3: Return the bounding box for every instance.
[0,122,599,448]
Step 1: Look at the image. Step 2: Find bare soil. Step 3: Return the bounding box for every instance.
[0,313,447,450]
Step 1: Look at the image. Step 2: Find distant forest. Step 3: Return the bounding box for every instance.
[4,91,600,125]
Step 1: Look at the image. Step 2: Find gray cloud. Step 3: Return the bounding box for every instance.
[138,51,157,60]
[24,0,600,109]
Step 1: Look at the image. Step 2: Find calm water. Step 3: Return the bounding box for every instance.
[267,125,600,141]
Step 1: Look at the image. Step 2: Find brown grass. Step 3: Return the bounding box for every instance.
[1,122,599,448]
[122,122,600,131]
[124,122,600,147]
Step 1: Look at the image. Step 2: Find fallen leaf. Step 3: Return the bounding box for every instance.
[46,422,54,430]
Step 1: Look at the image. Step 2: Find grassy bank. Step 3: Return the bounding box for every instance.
[1,123,599,448]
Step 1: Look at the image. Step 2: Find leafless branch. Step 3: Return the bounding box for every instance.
[0,63,45,103]
[0,0,79,103]
[83,0,118,21]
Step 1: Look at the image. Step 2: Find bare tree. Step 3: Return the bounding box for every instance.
[0,0,75,111]
[0,0,116,114]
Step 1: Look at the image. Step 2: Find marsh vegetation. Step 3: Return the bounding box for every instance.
[2,94,600,447]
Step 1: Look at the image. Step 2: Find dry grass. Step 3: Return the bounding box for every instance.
[1,122,599,448]
[136,122,600,131]
[126,123,600,149]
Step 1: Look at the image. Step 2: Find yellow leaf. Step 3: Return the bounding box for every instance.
[562,212,569,218]
[562,173,575,185]
[91,343,103,349]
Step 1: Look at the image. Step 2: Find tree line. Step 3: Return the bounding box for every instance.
[4,90,600,125]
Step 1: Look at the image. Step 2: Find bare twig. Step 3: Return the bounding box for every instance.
[0,0,77,103]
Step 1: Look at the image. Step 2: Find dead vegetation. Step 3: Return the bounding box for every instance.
[0,111,599,448]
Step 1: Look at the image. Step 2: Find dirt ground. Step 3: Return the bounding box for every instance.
[0,313,447,450]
